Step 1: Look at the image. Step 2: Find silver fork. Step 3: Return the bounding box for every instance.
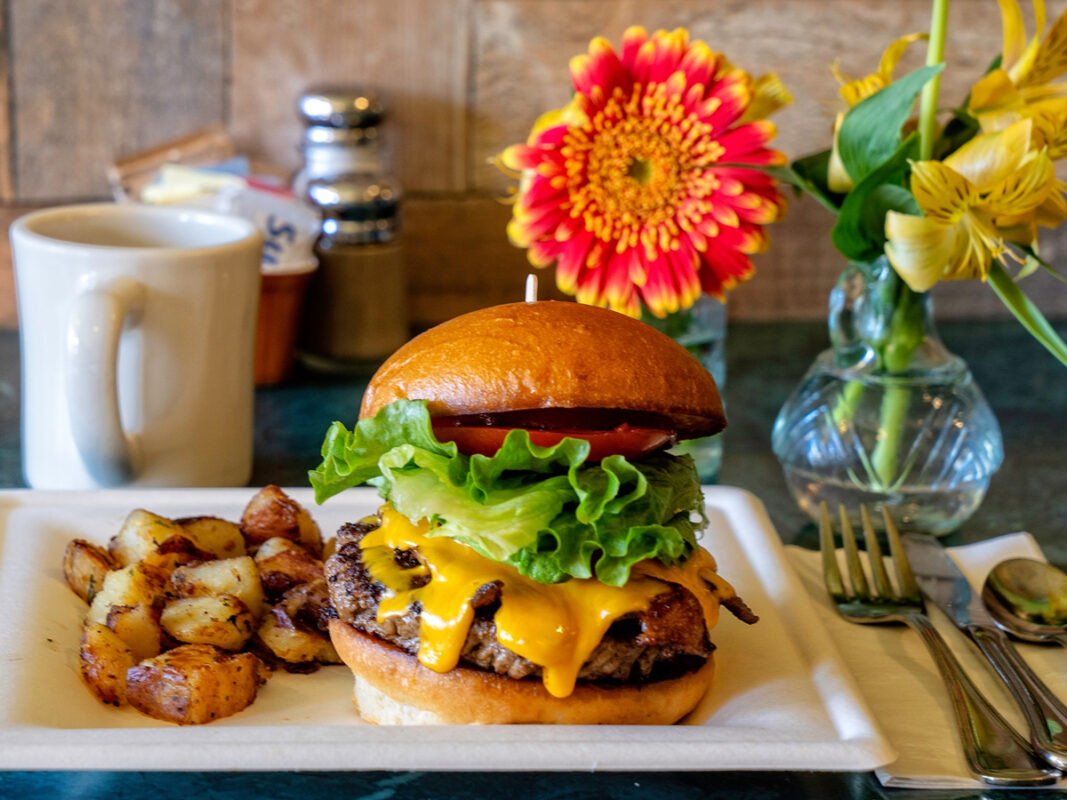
[819,503,1060,786]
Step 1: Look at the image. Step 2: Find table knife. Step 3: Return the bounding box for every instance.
[903,533,1067,771]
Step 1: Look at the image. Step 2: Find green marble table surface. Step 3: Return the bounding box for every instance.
[1,321,1064,800]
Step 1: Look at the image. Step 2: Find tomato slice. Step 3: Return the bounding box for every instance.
[432,423,673,461]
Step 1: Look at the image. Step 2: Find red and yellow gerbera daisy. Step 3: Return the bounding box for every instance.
[500,26,790,317]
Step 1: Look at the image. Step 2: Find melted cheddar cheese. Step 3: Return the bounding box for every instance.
[360,505,734,698]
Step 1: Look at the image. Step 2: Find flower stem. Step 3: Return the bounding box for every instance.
[872,384,912,487]
[870,281,926,487]
[919,0,949,160]
[867,0,947,487]
[831,380,866,427]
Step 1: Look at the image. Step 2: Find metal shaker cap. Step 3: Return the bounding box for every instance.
[297,87,385,130]
[307,174,401,243]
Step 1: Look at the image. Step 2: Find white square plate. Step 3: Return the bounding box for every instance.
[0,486,893,772]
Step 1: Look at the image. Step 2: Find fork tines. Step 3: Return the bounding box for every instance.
[818,502,919,602]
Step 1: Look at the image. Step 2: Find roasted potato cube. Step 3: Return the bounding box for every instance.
[169,556,265,617]
[240,485,322,556]
[253,536,305,561]
[175,516,246,560]
[79,622,136,706]
[63,539,115,603]
[254,537,325,599]
[87,562,167,659]
[140,546,204,578]
[87,562,166,623]
[125,644,267,725]
[106,603,164,660]
[255,608,340,665]
[141,532,215,579]
[161,595,257,651]
[108,509,201,567]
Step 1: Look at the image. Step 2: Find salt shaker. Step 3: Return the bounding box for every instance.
[294,87,409,370]
[292,86,385,199]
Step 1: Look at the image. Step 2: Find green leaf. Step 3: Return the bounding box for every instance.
[791,150,845,213]
[722,155,844,214]
[1036,261,1067,285]
[838,64,944,184]
[861,184,921,241]
[988,261,1067,368]
[1017,254,1043,281]
[308,400,706,586]
[1016,244,1067,284]
[832,133,920,261]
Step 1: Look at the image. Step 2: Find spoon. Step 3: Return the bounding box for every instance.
[982,558,1067,647]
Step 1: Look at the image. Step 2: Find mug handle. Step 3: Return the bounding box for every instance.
[65,278,146,486]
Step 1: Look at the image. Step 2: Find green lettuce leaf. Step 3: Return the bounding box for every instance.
[308,399,707,586]
[379,442,577,562]
[309,398,457,502]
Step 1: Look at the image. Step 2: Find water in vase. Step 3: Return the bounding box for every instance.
[774,351,1002,535]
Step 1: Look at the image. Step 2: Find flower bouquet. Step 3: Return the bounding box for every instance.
[497,26,790,479]
[771,0,1067,532]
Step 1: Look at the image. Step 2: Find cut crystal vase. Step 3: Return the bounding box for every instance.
[771,257,1003,535]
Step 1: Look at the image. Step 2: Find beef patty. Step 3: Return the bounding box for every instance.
[325,516,752,685]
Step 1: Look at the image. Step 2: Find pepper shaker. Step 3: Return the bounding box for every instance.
[294,87,408,370]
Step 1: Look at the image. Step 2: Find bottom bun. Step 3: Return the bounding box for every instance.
[328,619,715,725]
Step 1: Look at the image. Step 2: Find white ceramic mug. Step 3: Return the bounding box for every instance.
[11,203,263,488]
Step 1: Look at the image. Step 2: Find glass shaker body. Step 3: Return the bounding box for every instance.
[300,232,408,369]
[293,87,409,371]
[292,86,385,197]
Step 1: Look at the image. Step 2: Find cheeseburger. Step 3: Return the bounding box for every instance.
[311,300,755,725]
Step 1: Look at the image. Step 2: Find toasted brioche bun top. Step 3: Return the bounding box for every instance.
[360,300,725,438]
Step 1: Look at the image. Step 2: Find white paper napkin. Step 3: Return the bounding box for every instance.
[786,533,1067,789]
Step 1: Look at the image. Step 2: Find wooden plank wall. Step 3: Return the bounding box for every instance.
[1,0,1065,330]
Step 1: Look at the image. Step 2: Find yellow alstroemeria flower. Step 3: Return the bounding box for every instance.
[969,0,1067,146]
[885,118,1058,291]
[828,33,928,192]
[832,32,930,107]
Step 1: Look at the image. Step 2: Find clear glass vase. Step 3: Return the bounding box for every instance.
[771,257,1003,535]
[643,294,727,484]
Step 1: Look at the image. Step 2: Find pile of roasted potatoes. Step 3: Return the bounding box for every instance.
[64,486,340,725]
